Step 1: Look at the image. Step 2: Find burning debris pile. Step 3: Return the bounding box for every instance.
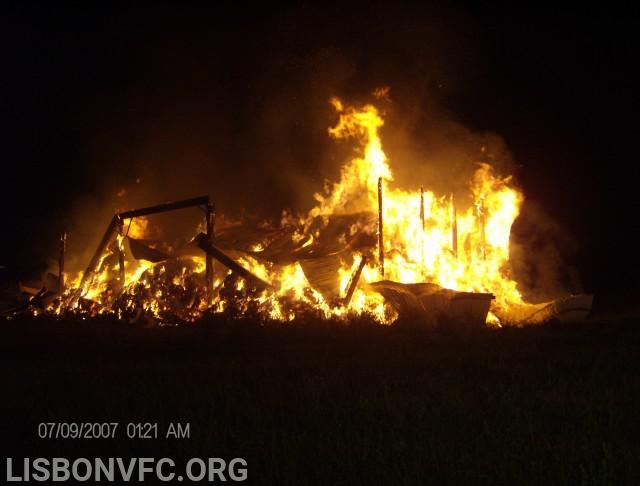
[8,96,592,327]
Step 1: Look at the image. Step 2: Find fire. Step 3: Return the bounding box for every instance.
[123,217,149,240]
[302,96,527,318]
[311,97,391,218]
[49,93,535,326]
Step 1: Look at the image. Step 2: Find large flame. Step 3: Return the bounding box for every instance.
[53,94,533,326]
[303,96,526,319]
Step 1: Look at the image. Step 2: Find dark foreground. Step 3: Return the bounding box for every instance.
[2,317,640,485]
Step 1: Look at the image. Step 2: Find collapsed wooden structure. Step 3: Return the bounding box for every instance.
[60,191,498,327]
[50,191,592,326]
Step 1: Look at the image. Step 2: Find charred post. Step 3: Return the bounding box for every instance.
[451,193,458,260]
[205,202,215,291]
[378,177,384,277]
[343,255,368,307]
[117,218,126,287]
[480,199,486,261]
[420,186,425,232]
[420,186,425,272]
[58,232,66,293]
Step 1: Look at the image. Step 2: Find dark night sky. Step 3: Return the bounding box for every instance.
[1,3,639,298]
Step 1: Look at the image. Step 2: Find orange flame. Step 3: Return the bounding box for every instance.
[55,95,535,326]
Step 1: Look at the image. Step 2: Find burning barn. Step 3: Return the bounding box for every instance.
[7,96,592,327]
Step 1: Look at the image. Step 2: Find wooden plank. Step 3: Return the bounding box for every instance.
[195,233,271,291]
[343,255,367,306]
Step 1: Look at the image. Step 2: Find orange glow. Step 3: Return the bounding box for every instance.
[53,95,538,326]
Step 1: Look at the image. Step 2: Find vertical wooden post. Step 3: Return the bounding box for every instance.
[420,186,425,274]
[377,177,384,277]
[420,186,425,232]
[451,193,458,260]
[58,232,66,293]
[478,198,486,261]
[205,202,215,291]
[117,218,126,286]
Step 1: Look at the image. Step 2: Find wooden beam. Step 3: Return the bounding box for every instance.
[58,232,66,293]
[117,220,126,288]
[420,186,425,273]
[451,192,458,260]
[195,233,271,291]
[205,202,215,291]
[67,215,120,307]
[118,195,209,219]
[378,177,384,277]
[343,255,367,307]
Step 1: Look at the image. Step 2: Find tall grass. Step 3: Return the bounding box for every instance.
[2,317,639,485]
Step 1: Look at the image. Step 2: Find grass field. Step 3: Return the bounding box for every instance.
[2,317,640,485]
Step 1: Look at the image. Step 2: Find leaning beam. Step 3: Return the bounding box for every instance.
[67,214,120,307]
[195,233,271,291]
[343,255,368,307]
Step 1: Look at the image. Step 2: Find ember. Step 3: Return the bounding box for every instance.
[22,95,592,327]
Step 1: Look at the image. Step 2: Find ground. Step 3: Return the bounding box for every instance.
[2,317,640,485]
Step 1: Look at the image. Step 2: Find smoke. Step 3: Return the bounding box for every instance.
[54,3,483,268]
[510,201,582,303]
[19,3,579,301]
